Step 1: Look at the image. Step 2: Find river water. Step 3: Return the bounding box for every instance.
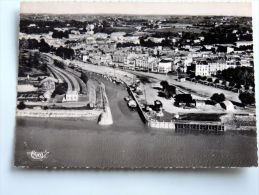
[15,78,258,168]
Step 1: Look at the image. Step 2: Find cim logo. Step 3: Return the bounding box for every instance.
[27,150,49,161]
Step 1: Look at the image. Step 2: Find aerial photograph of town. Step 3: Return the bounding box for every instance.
[15,3,257,168]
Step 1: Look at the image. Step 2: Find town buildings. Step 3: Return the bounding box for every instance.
[195,58,240,76]
[19,15,254,79]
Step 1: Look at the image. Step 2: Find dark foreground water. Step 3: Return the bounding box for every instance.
[14,79,258,168]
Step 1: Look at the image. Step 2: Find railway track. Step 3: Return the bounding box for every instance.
[47,66,64,83]
[48,64,84,94]
[47,65,73,92]
[64,69,88,94]
[54,66,80,92]
[42,53,85,95]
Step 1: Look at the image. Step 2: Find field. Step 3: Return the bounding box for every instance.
[146,26,207,34]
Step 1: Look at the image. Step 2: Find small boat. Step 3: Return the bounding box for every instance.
[124,96,130,101]
[127,100,137,109]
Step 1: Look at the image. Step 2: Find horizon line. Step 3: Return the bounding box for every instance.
[20,13,252,18]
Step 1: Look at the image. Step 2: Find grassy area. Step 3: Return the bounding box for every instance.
[146,27,206,34]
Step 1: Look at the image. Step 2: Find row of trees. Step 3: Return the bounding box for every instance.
[117,42,140,48]
[55,46,75,60]
[20,38,52,52]
[20,19,90,34]
[189,70,254,91]
[20,38,75,60]
[159,80,254,106]
[239,92,255,106]
[54,60,65,69]
[139,37,173,48]
[210,92,255,106]
[52,30,69,39]
[216,66,254,88]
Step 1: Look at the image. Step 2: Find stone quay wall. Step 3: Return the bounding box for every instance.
[147,120,175,129]
[16,108,102,119]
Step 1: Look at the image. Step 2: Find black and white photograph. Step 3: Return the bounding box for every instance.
[15,1,257,168]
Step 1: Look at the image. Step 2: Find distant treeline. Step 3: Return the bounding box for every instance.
[202,25,252,44]
[20,17,252,44]
[20,19,89,34]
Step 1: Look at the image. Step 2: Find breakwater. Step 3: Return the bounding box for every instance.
[98,82,113,125]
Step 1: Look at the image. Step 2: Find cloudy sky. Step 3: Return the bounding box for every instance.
[21,1,252,17]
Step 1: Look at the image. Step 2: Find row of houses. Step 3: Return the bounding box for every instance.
[194,56,253,76]
[81,46,253,75]
[195,59,239,76]
[82,51,174,73]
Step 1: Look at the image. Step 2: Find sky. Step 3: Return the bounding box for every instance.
[20,1,252,17]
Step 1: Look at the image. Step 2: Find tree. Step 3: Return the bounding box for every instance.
[52,30,69,39]
[235,83,242,89]
[201,76,207,81]
[39,39,50,53]
[161,38,172,47]
[214,79,220,84]
[175,94,193,104]
[52,83,68,97]
[244,85,250,90]
[221,80,226,85]
[117,42,139,48]
[81,72,88,84]
[189,73,195,78]
[28,38,39,49]
[17,101,26,110]
[164,85,176,99]
[19,38,39,50]
[54,60,64,69]
[211,93,225,103]
[207,78,213,82]
[139,37,158,47]
[229,82,235,87]
[195,75,202,80]
[55,46,74,59]
[239,92,255,106]
[160,80,169,90]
